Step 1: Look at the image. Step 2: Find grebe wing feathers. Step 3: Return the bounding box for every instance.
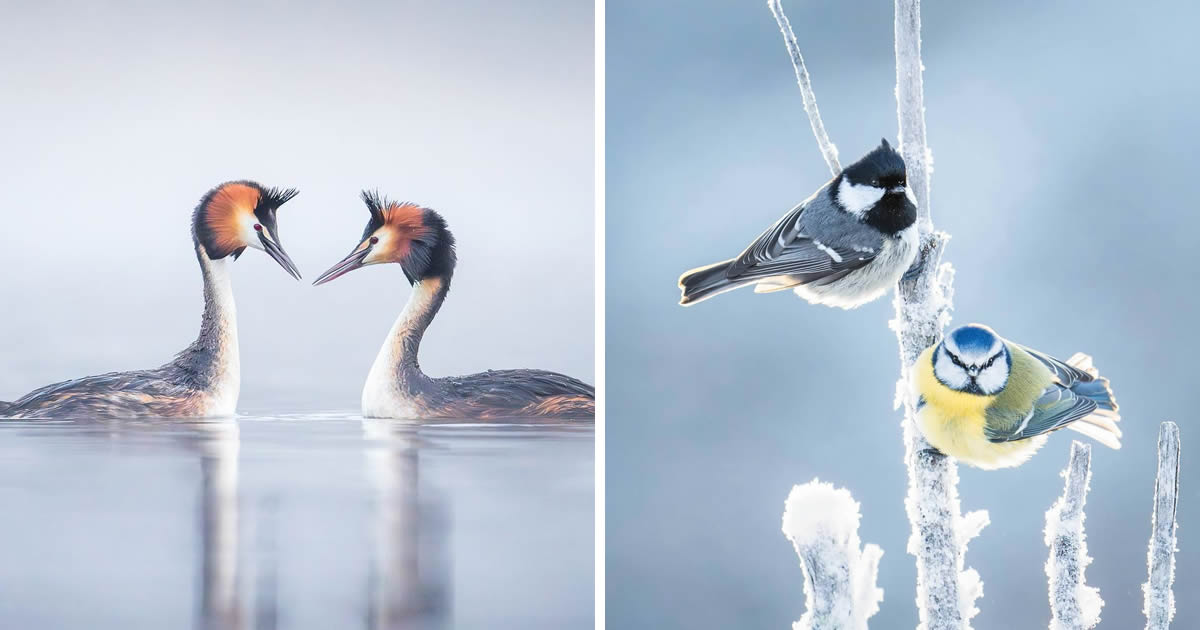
[4,368,190,417]
[439,369,594,407]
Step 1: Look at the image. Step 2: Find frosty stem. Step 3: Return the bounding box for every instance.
[890,0,985,628]
[767,0,841,176]
[1045,441,1102,630]
[769,0,982,626]
[1144,421,1181,629]
[783,481,884,630]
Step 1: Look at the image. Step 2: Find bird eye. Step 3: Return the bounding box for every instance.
[369,236,379,245]
[253,224,263,232]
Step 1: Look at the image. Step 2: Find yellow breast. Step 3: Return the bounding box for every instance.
[911,346,1044,470]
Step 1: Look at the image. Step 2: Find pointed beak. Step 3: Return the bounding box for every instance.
[258,233,303,280]
[888,185,907,195]
[312,246,370,286]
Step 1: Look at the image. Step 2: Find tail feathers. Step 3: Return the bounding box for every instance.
[1071,376,1118,413]
[1066,366,1121,449]
[678,260,748,306]
[1066,352,1099,377]
[1067,414,1122,450]
[753,279,801,294]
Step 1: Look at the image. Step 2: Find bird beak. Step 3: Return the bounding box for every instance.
[889,185,906,195]
[312,246,370,286]
[258,233,303,280]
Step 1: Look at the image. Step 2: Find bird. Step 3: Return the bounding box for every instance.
[0,181,302,419]
[678,138,919,309]
[911,323,1121,470]
[312,191,595,420]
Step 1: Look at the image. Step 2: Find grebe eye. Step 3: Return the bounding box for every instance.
[369,236,379,245]
[253,224,263,232]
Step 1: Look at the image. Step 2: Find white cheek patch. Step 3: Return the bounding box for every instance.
[837,178,886,216]
[237,213,264,250]
[933,350,969,389]
[976,363,1009,394]
[362,231,391,265]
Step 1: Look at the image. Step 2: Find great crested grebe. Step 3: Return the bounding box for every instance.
[0,181,302,419]
[312,192,595,420]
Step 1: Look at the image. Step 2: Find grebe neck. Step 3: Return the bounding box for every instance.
[368,275,451,392]
[169,244,241,409]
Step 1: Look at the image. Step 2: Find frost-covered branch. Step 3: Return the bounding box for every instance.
[883,1,984,624]
[782,480,884,630]
[1145,421,1181,629]
[893,0,932,233]
[888,1,983,629]
[1045,441,1102,630]
[767,0,841,175]
[769,0,981,626]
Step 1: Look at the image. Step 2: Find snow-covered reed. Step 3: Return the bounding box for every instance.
[782,480,884,630]
[1045,441,1102,630]
[766,1,982,627]
[1144,421,1181,629]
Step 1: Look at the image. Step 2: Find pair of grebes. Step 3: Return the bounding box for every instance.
[0,181,594,420]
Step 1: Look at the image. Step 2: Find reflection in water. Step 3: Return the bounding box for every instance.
[195,420,244,630]
[363,420,448,630]
[0,417,588,629]
[190,419,448,630]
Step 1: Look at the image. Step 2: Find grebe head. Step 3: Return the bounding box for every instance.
[312,191,456,286]
[192,180,303,279]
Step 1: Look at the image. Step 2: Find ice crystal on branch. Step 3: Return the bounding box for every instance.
[783,480,884,630]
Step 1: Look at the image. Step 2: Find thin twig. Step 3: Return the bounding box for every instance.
[767,0,841,175]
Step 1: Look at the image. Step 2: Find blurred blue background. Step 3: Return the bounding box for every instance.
[606,1,1198,628]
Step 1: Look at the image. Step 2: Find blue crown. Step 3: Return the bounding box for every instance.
[948,324,998,355]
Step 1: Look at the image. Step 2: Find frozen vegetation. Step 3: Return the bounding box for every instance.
[1044,442,1102,630]
[768,0,1184,628]
[782,480,884,630]
[767,0,840,175]
[1145,422,1181,629]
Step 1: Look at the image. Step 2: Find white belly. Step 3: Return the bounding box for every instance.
[793,225,918,309]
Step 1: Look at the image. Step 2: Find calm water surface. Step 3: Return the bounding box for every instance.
[0,414,593,629]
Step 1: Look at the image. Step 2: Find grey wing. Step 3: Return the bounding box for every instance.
[443,369,594,403]
[984,384,1097,443]
[724,199,882,283]
[439,369,595,418]
[6,369,187,417]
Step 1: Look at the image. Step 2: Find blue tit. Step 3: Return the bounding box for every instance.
[911,323,1121,470]
[678,139,918,309]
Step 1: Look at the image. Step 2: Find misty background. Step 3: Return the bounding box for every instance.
[608,1,1198,628]
[0,0,595,411]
